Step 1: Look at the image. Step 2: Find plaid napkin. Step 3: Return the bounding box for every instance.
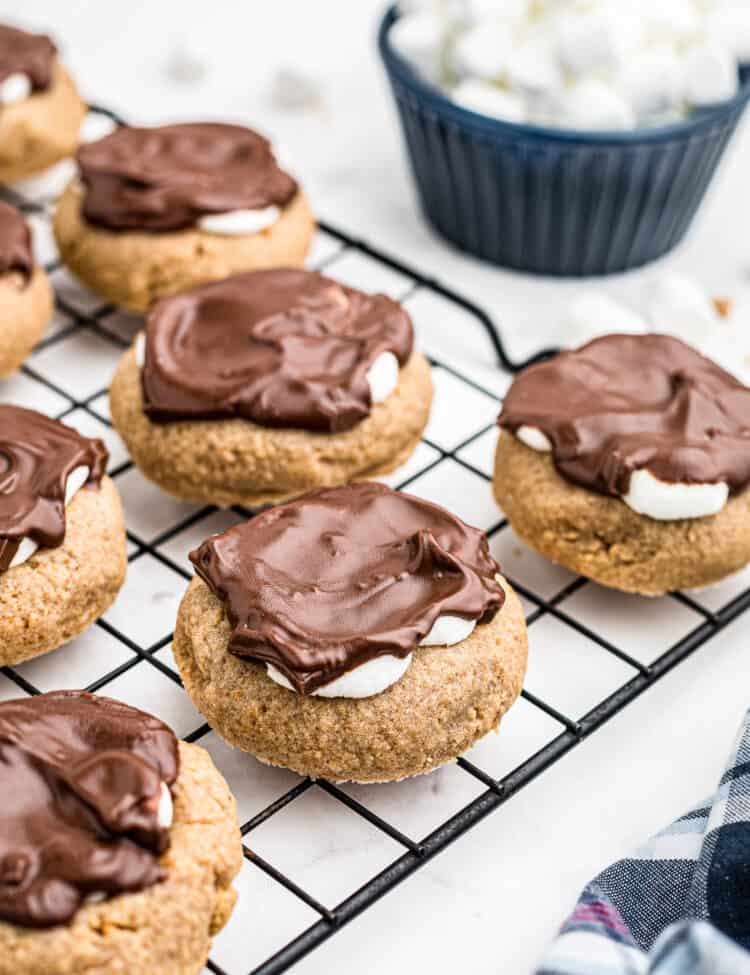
[537,708,750,975]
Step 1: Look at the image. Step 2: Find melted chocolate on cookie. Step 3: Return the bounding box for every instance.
[190,482,504,694]
[141,269,413,433]
[0,406,108,574]
[0,691,179,928]
[499,333,750,497]
[0,23,56,91]
[77,123,298,232]
[0,201,33,281]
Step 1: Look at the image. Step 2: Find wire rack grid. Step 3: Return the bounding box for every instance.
[2,107,750,975]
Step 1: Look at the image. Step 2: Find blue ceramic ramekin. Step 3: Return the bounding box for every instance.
[379,5,750,276]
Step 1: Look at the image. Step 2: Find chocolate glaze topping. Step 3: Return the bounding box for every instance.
[499,333,750,498]
[141,269,414,432]
[0,24,56,91]
[190,482,505,695]
[77,123,298,233]
[0,406,108,574]
[0,201,33,281]
[0,691,179,928]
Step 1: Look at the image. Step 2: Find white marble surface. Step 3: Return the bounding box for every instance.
[4,2,750,973]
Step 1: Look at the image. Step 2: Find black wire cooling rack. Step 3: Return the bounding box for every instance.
[2,106,750,975]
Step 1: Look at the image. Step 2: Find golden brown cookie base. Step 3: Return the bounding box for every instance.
[109,345,433,507]
[0,476,127,666]
[0,62,86,183]
[0,267,54,376]
[53,181,316,312]
[0,740,243,975]
[173,575,528,783]
[493,431,750,596]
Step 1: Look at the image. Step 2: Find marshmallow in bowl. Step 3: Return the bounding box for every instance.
[390,9,447,82]
[618,47,686,123]
[506,35,562,98]
[684,40,739,106]
[640,1,702,46]
[706,6,750,62]
[402,0,744,131]
[452,78,526,121]
[557,9,641,79]
[452,19,514,81]
[556,79,636,130]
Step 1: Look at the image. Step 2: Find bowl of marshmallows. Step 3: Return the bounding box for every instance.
[379,0,750,274]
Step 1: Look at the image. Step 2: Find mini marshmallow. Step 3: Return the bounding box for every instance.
[563,291,648,348]
[641,1,702,47]
[516,425,552,452]
[0,73,31,106]
[390,10,446,82]
[197,206,281,236]
[452,19,515,80]
[451,78,526,121]
[618,47,686,121]
[557,10,641,79]
[506,35,563,96]
[623,468,729,520]
[684,40,738,106]
[644,272,720,346]
[557,79,636,130]
[465,0,529,26]
[706,7,750,62]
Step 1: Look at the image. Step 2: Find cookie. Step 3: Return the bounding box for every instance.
[0,407,127,665]
[109,269,433,506]
[173,482,528,783]
[494,333,750,595]
[53,123,315,311]
[0,201,53,375]
[0,25,86,183]
[0,691,243,975]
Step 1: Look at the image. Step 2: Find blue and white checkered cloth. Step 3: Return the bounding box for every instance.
[537,707,750,975]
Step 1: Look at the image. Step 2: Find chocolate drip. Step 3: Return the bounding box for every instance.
[77,123,298,233]
[0,201,33,281]
[498,333,750,498]
[0,406,108,574]
[190,482,504,694]
[0,691,179,928]
[0,24,56,91]
[141,269,414,433]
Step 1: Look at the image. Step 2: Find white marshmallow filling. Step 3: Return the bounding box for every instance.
[266,613,478,699]
[8,465,90,569]
[135,334,402,408]
[197,206,282,236]
[512,428,731,521]
[0,73,31,107]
